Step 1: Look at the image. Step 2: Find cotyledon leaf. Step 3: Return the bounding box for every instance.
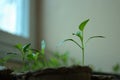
[79,19,89,31]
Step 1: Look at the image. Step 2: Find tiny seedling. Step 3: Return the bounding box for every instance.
[49,51,80,67]
[63,19,105,66]
[0,53,16,66]
[15,43,31,67]
[112,63,120,73]
[26,40,46,70]
[14,40,46,71]
[51,52,69,67]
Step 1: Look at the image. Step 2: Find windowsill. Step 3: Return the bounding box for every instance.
[0,30,30,59]
[0,30,29,46]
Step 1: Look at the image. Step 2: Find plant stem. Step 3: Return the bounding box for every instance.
[81,46,84,65]
[21,51,26,67]
[81,31,84,66]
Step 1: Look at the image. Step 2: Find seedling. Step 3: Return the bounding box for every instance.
[51,52,69,67]
[0,53,16,66]
[63,19,104,66]
[14,40,46,71]
[15,43,31,67]
[112,63,120,73]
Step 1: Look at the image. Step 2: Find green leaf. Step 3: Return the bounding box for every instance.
[85,36,105,44]
[23,43,31,53]
[113,64,120,72]
[31,49,40,53]
[41,40,46,55]
[5,53,17,60]
[41,40,46,50]
[0,53,16,65]
[49,57,60,67]
[27,53,35,60]
[0,58,5,65]
[79,19,89,31]
[72,31,83,42]
[61,53,69,63]
[7,52,17,55]
[15,44,23,51]
[64,39,82,49]
[54,52,61,58]
[34,52,40,60]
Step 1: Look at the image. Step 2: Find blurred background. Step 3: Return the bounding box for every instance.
[0,0,120,73]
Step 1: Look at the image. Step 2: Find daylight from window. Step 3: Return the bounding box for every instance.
[0,0,17,34]
[0,0,29,38]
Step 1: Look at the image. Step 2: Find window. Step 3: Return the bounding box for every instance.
[0,0,32,55]
[0,0,29,38]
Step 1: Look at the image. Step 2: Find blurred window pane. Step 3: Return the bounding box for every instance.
[0,0,29,38]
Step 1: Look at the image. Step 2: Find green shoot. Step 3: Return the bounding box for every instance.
[63,19,104,66]
[112,63,120,73]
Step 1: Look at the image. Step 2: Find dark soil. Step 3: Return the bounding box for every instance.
[14,65,92,80]
[0,68,13,80]
[0,66,119,80]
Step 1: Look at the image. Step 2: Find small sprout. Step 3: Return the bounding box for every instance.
[63,19,105,65]
[41,40,46,54]
[41,40,46,50]
[13,40,48,71]
[0,53,16,66]
[112,63,120,73]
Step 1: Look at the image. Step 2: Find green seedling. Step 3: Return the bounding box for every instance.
[14,40,46,71]
[51,52,69,67]
[112,63,120,73]
[0,53,16,66]
[15,43,31,66]
[63,19,105,66]
[27,40,46,70]
[49,57,61,67]
[49,51,81,67]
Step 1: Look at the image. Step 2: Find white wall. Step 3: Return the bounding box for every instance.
[42,0,120,73]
